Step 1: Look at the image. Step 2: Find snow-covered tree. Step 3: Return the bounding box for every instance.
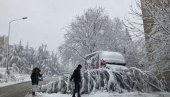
[126,0,170,90]
[59,7,137,69]
[9,41,29,73]
[49,51,60,75]
[141,0,170,72]
[127,0,170,72]
[35,44,60,76]
[4,41,60,75]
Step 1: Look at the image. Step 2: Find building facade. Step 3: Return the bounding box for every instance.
[0,36,8,48]
[141,0,170,90]
[0,36,8,67]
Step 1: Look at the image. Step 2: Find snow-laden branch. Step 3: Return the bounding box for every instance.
[39,67,166,94]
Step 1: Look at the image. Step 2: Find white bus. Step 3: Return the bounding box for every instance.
[84,51,126,70]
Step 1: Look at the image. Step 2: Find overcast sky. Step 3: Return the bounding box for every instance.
[0,0,135,51]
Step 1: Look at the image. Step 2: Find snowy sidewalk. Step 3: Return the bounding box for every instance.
[25,92,170,97]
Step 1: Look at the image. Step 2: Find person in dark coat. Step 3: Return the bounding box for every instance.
[31,67,42,96]
[70,64,82,97]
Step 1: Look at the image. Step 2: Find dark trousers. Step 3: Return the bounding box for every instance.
[72,82,81,97]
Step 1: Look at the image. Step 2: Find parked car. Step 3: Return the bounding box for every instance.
[84,51,126,70]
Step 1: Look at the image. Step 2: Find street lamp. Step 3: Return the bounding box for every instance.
[6,17,27,74]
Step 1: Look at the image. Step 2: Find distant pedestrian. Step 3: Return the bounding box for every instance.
[31,67,42,96]
[70,64,82,97]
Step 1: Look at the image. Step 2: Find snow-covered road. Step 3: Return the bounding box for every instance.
[0,77,57,97]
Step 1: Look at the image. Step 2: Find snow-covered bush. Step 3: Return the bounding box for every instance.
[39,77,70,94]
[39,66,166,94]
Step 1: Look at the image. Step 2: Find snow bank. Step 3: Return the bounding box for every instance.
[30,92,170,97]
[0,67,30,87]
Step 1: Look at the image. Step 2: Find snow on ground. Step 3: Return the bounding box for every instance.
[0,67,31,87]
[0,74,30,87]
[31,92,170,97]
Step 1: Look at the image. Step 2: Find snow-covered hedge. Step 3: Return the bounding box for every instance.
[39,66,166,94]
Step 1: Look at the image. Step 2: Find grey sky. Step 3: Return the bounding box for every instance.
[0,0,135,51]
